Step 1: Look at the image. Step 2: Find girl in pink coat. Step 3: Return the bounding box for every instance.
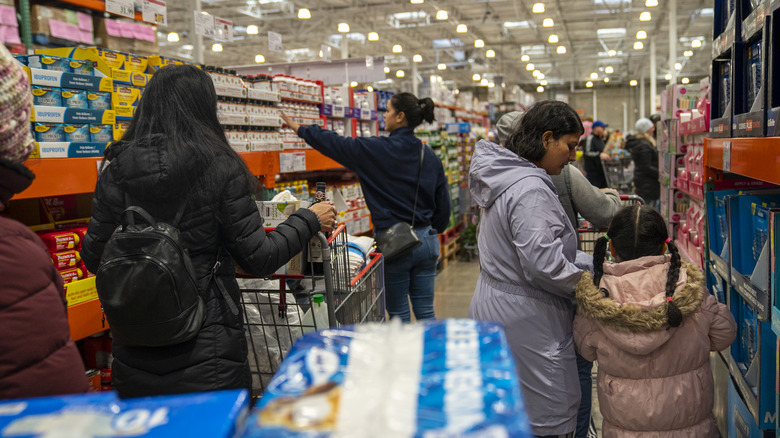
[574,205,736,437]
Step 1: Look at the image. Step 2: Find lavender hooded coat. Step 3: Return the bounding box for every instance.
[574,256,737,437]
[467,140,592,436]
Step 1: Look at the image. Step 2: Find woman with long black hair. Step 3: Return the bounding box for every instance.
[282,93,451,322]
[81,65,337,397]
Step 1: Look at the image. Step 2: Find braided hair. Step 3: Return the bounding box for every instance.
[592,205,683,327]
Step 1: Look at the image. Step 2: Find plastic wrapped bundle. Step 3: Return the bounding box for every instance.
[242,319,531,438]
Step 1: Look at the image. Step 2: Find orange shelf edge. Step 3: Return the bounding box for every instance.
[68,298,107,341]
[18,157,102,200]
[704,137,780,185]
[58,0,144,21]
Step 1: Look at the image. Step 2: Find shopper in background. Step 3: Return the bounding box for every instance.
[582,120,609,188]
[81,65,337,398]
[0,45,88,398]
[626,118,660,210]
[469,100,592,437]
[497,111,620,438]
[574,205,736,436]
[281,93,450,323]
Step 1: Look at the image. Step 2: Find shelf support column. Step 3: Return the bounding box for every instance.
[650,37,657,114]
[193,0,204,64]
[640,75,646,118]
[668,0,678,85]
[19,0,32,52]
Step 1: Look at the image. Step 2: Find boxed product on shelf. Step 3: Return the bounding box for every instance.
[27,65,112,92]
[61,89,88,109]
[63,123,90,142]
[243,319,531,438]
[28,4,94,45]
[94,17,158,56]
[727,367,765,436]
[710,58,733,137]
[34,123,65,142]
[0,389,249,438]
[87,91,111,110]
[713,0,737,57]
[771,211,780,336]
[768,9,780,136]
[112,68,151,88]
[733,31,768,137]
[37,229,83,252]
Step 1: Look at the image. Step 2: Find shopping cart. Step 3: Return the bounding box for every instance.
[239,224,385,398]
[578,194,644,255]
[602,156,635,193]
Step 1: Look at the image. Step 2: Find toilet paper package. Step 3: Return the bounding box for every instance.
[243,319,531,438]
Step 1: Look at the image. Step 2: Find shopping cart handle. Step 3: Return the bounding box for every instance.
[349,253,383,287]
[327,224,347,245]
[618,194,645,204]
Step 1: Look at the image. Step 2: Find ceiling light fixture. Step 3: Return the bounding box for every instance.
[474,39,485,48]
[608,49,617,56]
[212,43,223,52]
[297,8,311,19]
[548,34,558,43]
[473,73,481,81]
[411,0,424,4]
[532,3,545,13]
[488,82,495,88]
[537,73,545,79]
[533,70,541,77]
[684,50,693,57]
[537,86,544,93]
[590,72,598,79]
[384,67,390,73]
[368,32,379,41]
[604,77,610,83]
[367,86,374,92]
[675,62,682,70]
[396,70,405,78]
[392,44,402,53]
[486,49,496,58]
[640,11,651,21]
[457,24,467,33]
[436,10,448,20]
[630,79,638,86]
[437,63,447,70]
[338,23,349,32]
[586,81,593,88]
[350,81,358,87]
[664,73,672,80]
[682,77,690,84]
[636,30,647,39]
[413,54,422,62]
[557,45,566,54]
[543,18,554,27]
[167,32,179,42]
[540,79,548,85]
[521,54,530,61]
[255,54,265,63]
[605,66,614,74]
[247,25,258,35]
[526,63,535,71]
[634,41,644,50]
[691,39,702,48]
[480,78,488,86]
[454,89,459,94]
[646,0,658,6]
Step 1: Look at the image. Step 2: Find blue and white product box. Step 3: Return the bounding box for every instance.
[89,125,113,143]
[27,55,71,73]
[35,142,108,158]
[33,123,65,143]
[63,124,91,142]
[32,106,116,126]
[87,91,112,110]
[0,389,250,438]
[61,89,89,109]
[68,59,95,76]
[29,68,113,93]
[31,86,62,107]
[243,319,532,438]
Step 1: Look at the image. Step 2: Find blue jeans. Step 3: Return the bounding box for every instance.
[383,226,439,322]
[575,352,594,438]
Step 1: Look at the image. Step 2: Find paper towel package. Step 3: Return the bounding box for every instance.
[0,389,250,438]
[243,319,531,438]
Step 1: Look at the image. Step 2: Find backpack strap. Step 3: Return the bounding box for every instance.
[211,247,239,316]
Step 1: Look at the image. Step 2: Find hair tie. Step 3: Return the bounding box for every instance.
[665,238,671,244]
[667,296,673,302]
[604,234,610,241]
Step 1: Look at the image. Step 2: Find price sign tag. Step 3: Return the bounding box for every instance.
[142,0,167,26]
[194,11,215,38]
[106,0,135,19]
[215,17,233,41]
[268,31,282,53]
[722,141,731,172]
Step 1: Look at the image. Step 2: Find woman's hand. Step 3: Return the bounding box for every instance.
[280,112,301,134]
[309,201,338,233]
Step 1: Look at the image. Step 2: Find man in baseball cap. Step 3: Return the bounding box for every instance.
[582,120,609,188]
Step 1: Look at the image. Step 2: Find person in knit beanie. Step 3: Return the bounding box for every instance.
[0,44,88,398]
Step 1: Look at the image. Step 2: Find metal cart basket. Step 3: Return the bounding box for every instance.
[579,194,644,256]
[602,156,635,193]
[239,224,385,398]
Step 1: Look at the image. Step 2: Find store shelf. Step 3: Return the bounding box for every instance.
[57,0,143,21]
[704,138,780,185]
[19,157,102,200]
[68,298,107,341]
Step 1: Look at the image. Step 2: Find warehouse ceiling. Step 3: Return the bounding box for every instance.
[157,0,714,90]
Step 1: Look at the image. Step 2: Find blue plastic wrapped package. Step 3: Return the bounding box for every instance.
[0,389,249,438]
[243,319,531,438]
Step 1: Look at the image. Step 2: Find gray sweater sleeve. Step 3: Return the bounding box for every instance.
[569,166,622,228]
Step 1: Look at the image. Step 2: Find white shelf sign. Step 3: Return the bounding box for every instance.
[268,31,282,53]
[365,56,373,69]
[106,0,135,19]
[321,45,332,63]
[722,141,731,172]
[194,11,215,38]
[215,17,233,41]
[279,152,306,173]
[142,0,167,26]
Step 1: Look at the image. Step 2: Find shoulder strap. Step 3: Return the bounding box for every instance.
[562,165,578,219]
[410,142,425,228]
[122,192,187,227]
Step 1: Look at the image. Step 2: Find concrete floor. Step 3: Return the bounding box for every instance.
[433,258,603,437]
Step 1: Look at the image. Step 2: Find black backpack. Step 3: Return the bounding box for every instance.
[95,198,218,347]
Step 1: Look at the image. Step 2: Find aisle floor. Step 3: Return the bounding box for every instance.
[432,258,603,437]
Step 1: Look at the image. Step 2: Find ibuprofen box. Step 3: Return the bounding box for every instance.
[0,389,250,438]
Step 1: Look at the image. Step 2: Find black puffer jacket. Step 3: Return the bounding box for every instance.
[625,134,660,202]
[81,137,320,398]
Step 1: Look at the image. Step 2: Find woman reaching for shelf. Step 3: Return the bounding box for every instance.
[281,93,451,323]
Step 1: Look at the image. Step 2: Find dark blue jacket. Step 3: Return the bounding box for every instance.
[298,125,451,233]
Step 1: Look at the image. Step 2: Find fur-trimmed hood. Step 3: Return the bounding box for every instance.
[576,255,704,355]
